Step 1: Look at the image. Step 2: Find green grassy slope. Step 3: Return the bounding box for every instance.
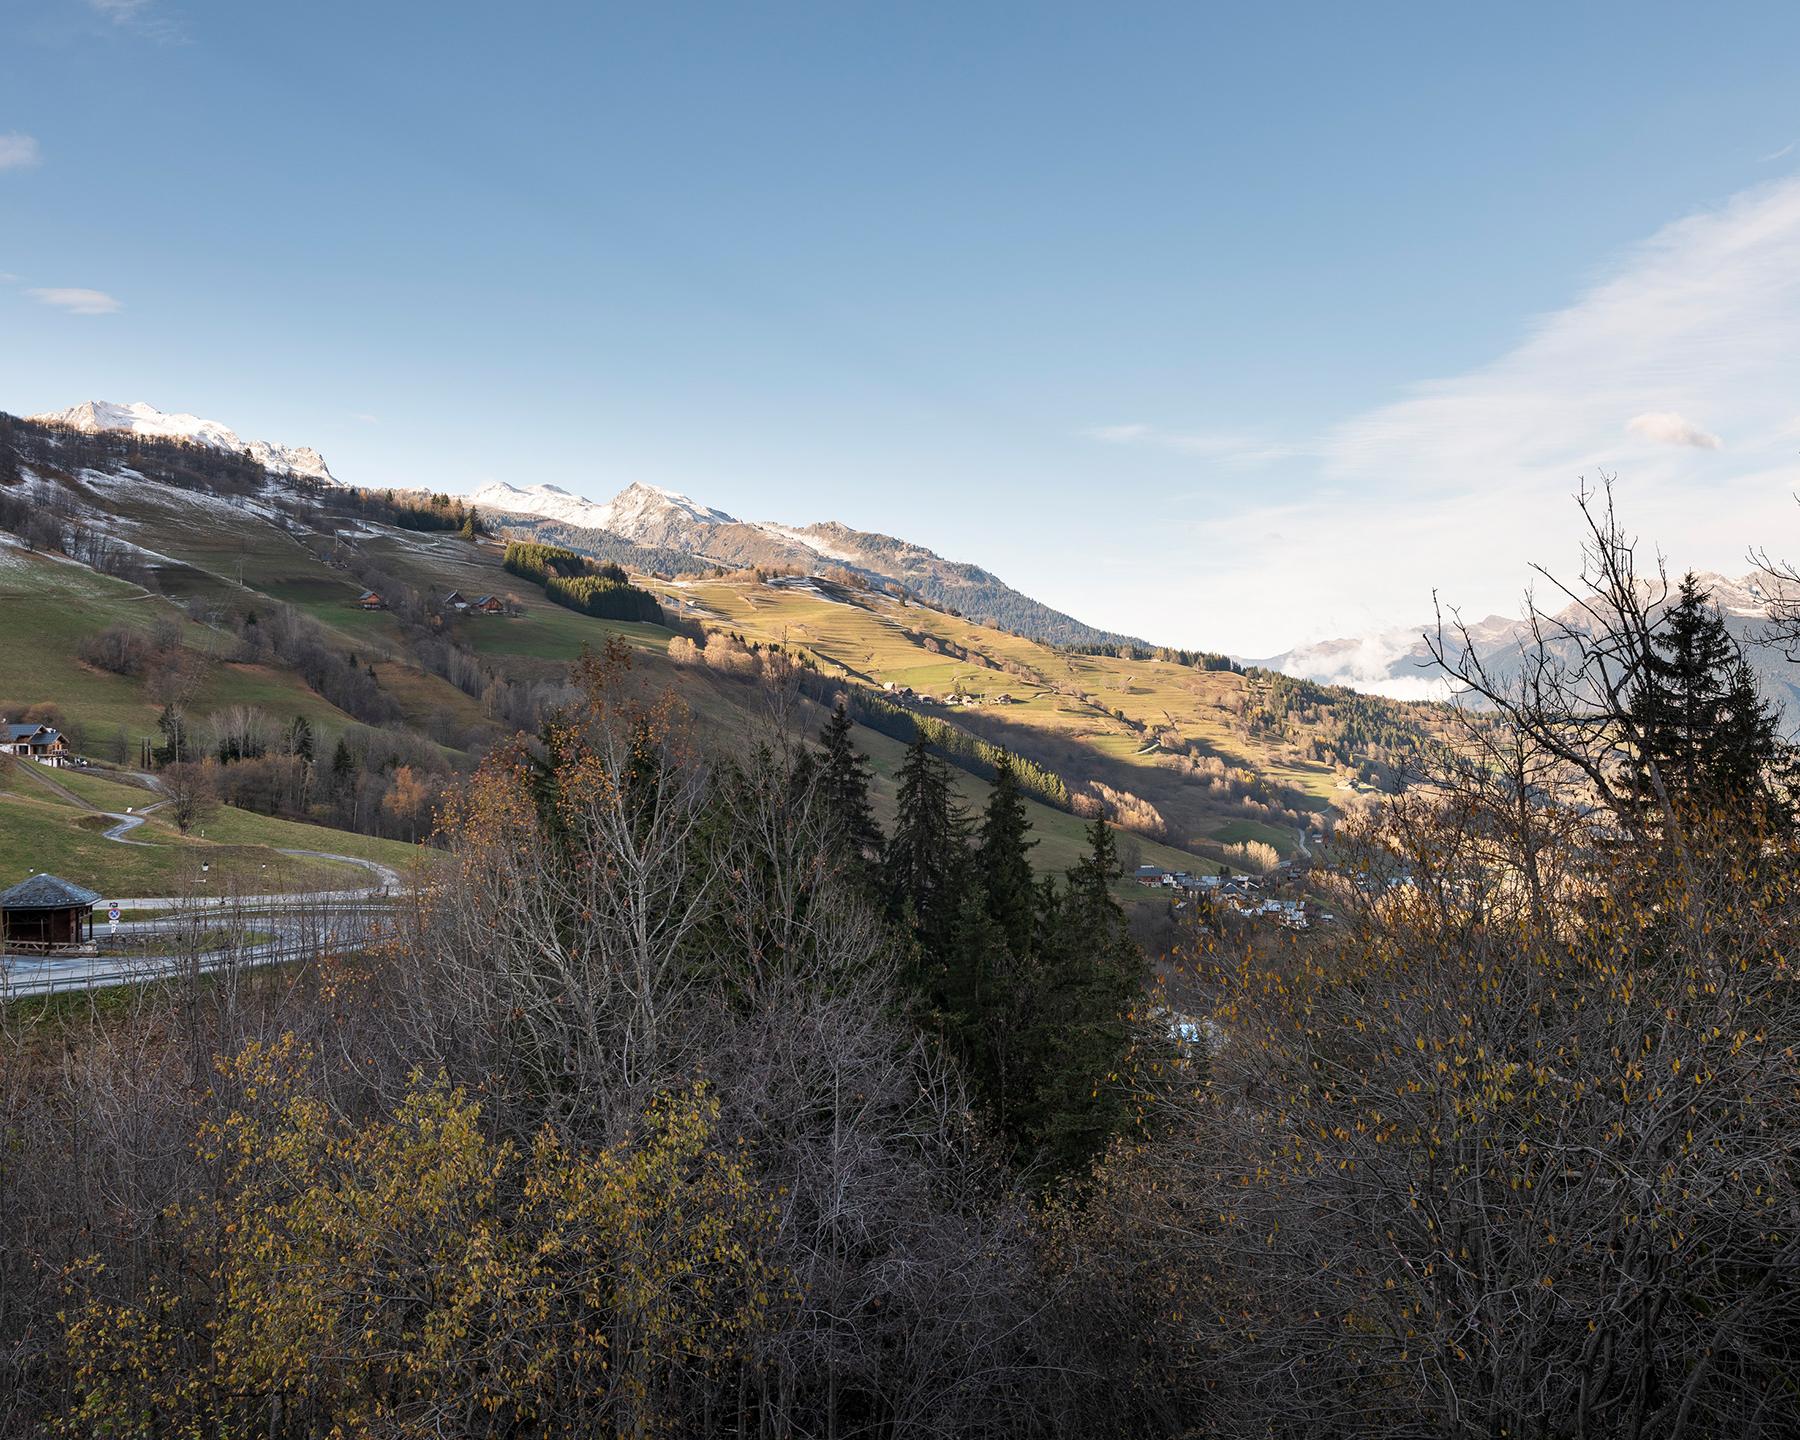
[6,458,1437,890]
[637,575,1375,855]
[0,756,418,898]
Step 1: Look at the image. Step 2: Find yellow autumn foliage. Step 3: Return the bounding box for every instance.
[58,1035,782,1439]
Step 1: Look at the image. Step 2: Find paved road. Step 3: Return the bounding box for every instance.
[1,899,396,999]
[3,760,411,998]
[107,851,404,911]
[101,802,164,844]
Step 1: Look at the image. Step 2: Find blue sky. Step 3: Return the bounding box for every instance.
[6,1,1800,654]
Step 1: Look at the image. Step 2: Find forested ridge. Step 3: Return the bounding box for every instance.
[503,540,665,622]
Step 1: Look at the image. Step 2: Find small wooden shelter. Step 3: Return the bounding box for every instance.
[0,874,102,948]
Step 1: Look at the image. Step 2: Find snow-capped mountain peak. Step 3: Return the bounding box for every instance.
[465,479,623,531]
[465,479,739,543]
[599,481,736,537]
[29,400,335,482]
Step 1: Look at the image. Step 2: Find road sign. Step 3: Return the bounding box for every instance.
[108,903,121,922]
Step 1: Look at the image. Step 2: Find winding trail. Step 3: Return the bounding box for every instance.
[8,757,171,847]
[101,802,166,844]
[2,759,413,996]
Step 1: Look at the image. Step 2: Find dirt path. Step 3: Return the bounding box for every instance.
[8,759,95,811]
[8,756,406,904]
[8,758,170,847]
[101,802,166,845]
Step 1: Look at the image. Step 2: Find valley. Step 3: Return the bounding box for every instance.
[0,403,1440,904]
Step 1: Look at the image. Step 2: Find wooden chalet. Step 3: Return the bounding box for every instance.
[1,722,71,767]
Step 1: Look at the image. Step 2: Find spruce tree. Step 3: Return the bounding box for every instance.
[287,714,316,765]
[925,753,1042,1141]
[817,701,883,885]
[885,734,969,963]
[1627,573,1786,817]
[1714,658,1788,805]
[976,753,1037,959]
[1023,817,1148,1174]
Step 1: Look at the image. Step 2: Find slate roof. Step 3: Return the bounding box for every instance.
[4,723,57,744]
[0,874,103,911]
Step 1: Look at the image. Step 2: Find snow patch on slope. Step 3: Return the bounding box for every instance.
[76,466,286,522]
[753,521,857,562]
[29,400,336,482]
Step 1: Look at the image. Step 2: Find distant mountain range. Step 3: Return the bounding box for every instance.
[470,484,1143,649]
[30,400,1135,649]
[29,400,336,483]
[1253,570,1800,714]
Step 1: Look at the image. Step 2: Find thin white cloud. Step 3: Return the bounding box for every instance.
[1063,175,1800,656]
[1627,410,1721,449]
[352,412,380,425]
[1083,421,1306,466]
[0,134,42,171]
[1762,139,1796,163]
[29,287,123,315]
[87,0,185,41]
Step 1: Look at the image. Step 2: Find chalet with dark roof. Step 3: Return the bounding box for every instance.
[1,722,70,767]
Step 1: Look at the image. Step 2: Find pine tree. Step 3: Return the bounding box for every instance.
[1067,813,1123,915]
[976,752,1037,959]
[1714,658,1788,805]
[460,507,480,541]
[1627,573,1786,818]
[816,701,883,885]
[1022,817,1148,1175]
[287,714,316,765]
[885,735,969,962]
[920,753,1043,1141]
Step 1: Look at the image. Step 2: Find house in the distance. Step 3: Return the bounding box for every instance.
[442,590,470,611]
[468,594,505,615]
[356,589,387,610]
[1,721,71,767]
